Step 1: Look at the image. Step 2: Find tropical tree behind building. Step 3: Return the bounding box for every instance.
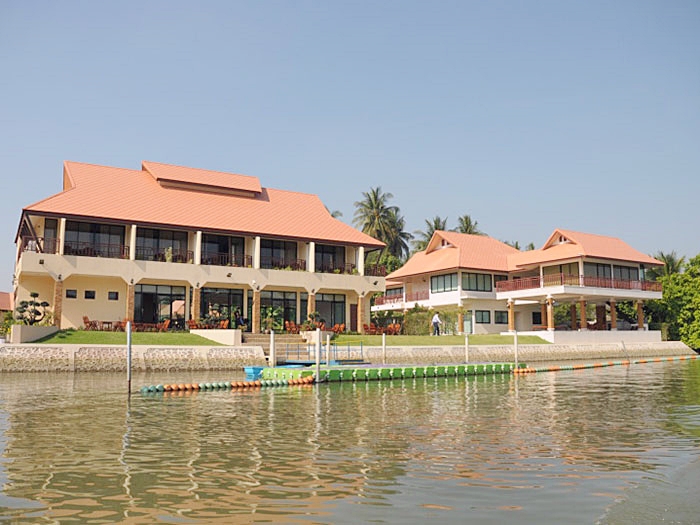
[412,216,448,252]
[455,214,484,235]
[646,250,685,280]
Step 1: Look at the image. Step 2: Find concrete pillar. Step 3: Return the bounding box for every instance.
[127,283,135,322]
[307,293,316,317]
[507,300,515,332]
[253,236,261,269]
[595,304,606,330]
[308,242,315,273]
[358,246,365,275]
[192,287,201,321]
[129,225,137,261]
[357,294,365,334]
[570,303,577,330]
[540,302,547,328]
[53,279,63,328]
[610,300,617,330]
[194,231,202,265]
[58,218,66,255]
[457,312,464,334]
[637,301,644,329]
[252,289,261,333]
[546,297,555,331]
[579,299,587,330]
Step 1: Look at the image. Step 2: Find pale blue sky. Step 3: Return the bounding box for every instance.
[2,1,698,289]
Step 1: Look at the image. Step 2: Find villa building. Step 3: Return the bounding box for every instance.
[373,229,663,343]
[14,161,386,332]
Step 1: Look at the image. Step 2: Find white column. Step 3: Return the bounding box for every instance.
[308,241,315,273]
[253,236,261,269]
[58,218,66,255]
[194,231,202,265]
[129,225,137,261]
[358,246,365,276]
[578,258,585,286]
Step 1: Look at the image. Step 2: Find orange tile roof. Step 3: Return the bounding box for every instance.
[0,292,12,311]
[508,229,662,269]
[387,231,518,280]
[142,161,262,195]
[25,161,385,248]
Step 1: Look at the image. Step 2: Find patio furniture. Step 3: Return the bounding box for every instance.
[83,316,99,331]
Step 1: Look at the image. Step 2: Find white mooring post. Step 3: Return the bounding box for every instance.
[382,332,387,365]
[315,327,321,382]
[126,321,132,394]
[269,330,276,368]
[514,330,519,369]
[326,334,331,367]
[465,334,469,363]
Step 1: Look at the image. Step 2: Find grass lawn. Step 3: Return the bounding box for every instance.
[36,329,222,346]
[333,334,549,346]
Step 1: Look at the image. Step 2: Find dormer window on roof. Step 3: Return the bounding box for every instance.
[142,161,263,198]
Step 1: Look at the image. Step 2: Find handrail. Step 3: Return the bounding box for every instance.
[495,273,662,293]
[260,256,307,271]
[135,246,193,263]
[201,252,252,267]
[64,241,130,259]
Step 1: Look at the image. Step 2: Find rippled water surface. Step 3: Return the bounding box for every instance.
[1,361,699,523]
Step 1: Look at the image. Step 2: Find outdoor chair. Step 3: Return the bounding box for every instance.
[82,316,99,331]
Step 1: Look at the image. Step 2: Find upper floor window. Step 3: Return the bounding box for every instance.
[462,272,492,292]
[386,287,403,297]
[201,234,246,266]
[260,239,301,270]
[136,228,189,262]
[64,221,126,258]
[315,244,346,273]
[584,262,611,279]
[431,273,458,293]
[613,265,639,281]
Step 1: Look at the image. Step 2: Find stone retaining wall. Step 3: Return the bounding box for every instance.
[0,345,266,372]
[361,341,695,365]
[0,341,695,372]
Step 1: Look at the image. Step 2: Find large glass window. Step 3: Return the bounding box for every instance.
[584,262,612,279]
[135,285,186,327]
[315,244,346,273]
[462,272,492,292]
[260,240,301,270]
[200,287,244,327]
[430,273,458,293]
[136,228,189,262]
[316,293,345,327]
[494,311,508,324]
[64,221,126,258]
[201,234,246,266]
[613,265,639,281]
[261,291,297,326]
[44,218,58,254]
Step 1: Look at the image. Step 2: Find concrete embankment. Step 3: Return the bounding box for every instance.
[0,341,695,372]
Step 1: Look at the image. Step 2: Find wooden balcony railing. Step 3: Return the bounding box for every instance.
[496,273,663,293]
[201,252,253,267]
[374,294,404,306]
[406,290,429,302]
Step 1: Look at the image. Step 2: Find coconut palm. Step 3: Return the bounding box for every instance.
[646,251,686,280]
[384,209,412,261]
[412,216,448,252]
[352,187,398,243]
[455,214,484,235]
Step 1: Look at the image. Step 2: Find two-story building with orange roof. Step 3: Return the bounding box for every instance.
[14,161,386,332]
[373,229,663,343]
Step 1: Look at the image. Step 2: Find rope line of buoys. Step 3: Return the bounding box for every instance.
[511,354,698,376]
[140,374,315,394]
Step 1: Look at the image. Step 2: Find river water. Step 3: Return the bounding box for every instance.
[1,360,699,524]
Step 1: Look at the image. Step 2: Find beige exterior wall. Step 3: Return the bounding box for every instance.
[60,276,128,328]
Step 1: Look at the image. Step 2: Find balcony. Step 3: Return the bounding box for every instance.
[20,236,58,255]
[201,252,253,268]
[374,290,428,306]
[64,240,130,259]
[316,262,357,274]
[260,256,307,272]
[135,246,193,263]
[496,273,662,293]
[364,264,387,277]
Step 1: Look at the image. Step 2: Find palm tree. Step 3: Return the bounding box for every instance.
[325,206,343,219]
[646,251,686,280]
[504,240,521,250]
[412,216,448,252]
[455,214,484,235]
[384,209,412,261]
[352,187,398,243]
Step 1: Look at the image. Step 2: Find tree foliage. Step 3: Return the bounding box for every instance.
[455,214,484,235]
[15,292,51,325]
[412,215,448,252]
[646,253,700,348]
